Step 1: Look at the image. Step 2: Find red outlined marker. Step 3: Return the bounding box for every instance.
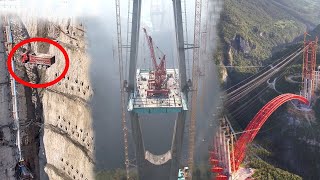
[7,37,69,88]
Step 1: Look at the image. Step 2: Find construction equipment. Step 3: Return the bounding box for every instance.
[20,50,55,69]
[178,167,189,180]
[15,159,34,179]
[143,28,169,98]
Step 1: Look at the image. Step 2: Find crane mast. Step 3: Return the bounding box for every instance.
[188,0,202,179]
[143,28,158,70]
[115,0,130,179]
[143,28,169,97]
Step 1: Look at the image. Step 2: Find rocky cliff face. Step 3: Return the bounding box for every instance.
[19,15,95,180]
[232,34,252,54]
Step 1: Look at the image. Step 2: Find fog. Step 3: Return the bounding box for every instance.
[85,0,223,171]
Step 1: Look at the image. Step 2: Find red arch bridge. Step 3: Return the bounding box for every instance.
[210,93,309,178]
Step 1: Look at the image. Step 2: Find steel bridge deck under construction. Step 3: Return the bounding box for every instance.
[128,69,188,113]
[115,0,203,179]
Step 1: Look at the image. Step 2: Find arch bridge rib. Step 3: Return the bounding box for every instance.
[231,93,309,171]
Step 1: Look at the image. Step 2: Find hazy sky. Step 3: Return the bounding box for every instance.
[1,0,223,169]
[83,0,198,169]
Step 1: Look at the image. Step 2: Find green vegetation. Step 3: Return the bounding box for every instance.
[274,20,296,29]
[95,169,138,180]
[217,1,320,179]
[216,0,320,84]
[248,158,302,180]
[276,0,320,24]
[308,25,320,39]
[220,0,308,62]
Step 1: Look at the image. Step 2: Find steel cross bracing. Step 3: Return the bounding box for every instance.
[181,0,191,78]
[188,0,202,178]
[125,0,133,80]
[201,0,209,54]
[115,0,130,179]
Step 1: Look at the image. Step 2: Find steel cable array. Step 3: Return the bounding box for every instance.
[225,45,307,108]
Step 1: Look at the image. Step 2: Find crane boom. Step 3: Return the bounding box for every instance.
[143,28,168,96]
[143,28,158,70]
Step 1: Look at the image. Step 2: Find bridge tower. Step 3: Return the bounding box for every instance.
[301,33,318,102]
[115,0,191,179]
[150,1,165,32]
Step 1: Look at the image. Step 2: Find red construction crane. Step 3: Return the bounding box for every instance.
[143,28,169,97]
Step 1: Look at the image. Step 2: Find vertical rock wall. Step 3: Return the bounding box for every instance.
[20,16,95,180]
[0,17,16,180]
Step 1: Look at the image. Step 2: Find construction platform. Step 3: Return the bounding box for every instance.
[177,167,189,180]
[128,69,188,113]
